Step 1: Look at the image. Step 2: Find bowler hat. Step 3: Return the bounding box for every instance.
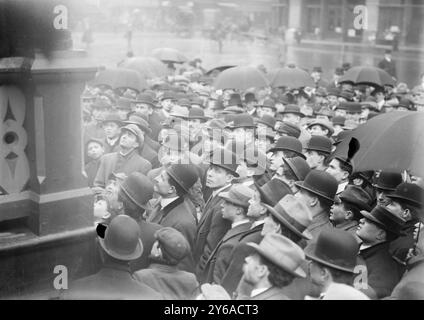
[269,136,305,159]
[155,227,190,262]
[120,172,154,210]
[304,229,359,273]
[333,130,351,146]
[338,185,373,212]
[256,114,276,129]
[386,182,424,209]
[260,98,277,110]
[264,194,313,240]
[228,93,243,107]
[306,119,334,137]
[226,113,255,129]
[187,107,209,121]
[305,136,332,154]
[209,148,239,177]
[161,91,177,101]
[283,157,311,181]
[99,215,143,261]
[244,92,257,104]
[279,104,305,117]
[102,113,123,126]
[219,184,255,208]
[123,114,152,135]
[247,233,306,277]
[256,179,292,207]
[295,170,338,203]
[276,121,301,138]
[135,93,156,107]
[332,116,346,127]
[360,205,404,236]
[166,164,199,193]
[372,171,402,191]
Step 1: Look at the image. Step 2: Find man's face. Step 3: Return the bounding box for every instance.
[92,108,108,120]
[334,109,347,118]
[246,101,257,111]
[356,218,381,244]
[103,122,121,139]
[154,170,173,196]
[308,125,328,137]
[261,107,276,117]
[326,159,346,183]
[87,142,104,160]
[116,108,129,120]
[376,189,391,206]
[346,112,361,123]
[242,253,262,286]
[270,150,285,171]
[305,150,323,169]
[330,200,348,225]
[119,130,139,149]
[282,113,300,125]
[161,99,173,112]
[294,189,314,208]
[247,190,266,218]
[221,200,239,220]
[261,214,280,236]
[386,200,411,221]
[328,95,338,104]
[206,165,232,189]
[133,103,152,115]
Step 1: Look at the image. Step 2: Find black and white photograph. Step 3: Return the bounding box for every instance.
[0,0,424,303]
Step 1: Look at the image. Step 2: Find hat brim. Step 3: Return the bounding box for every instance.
[99,238,143,261]
[279,111,305,118]
[122,121,152,135]
[247,242,306,278]
[268,147,306,160]
[209,163,240,178]
[304,244,356,273]
[263,204,312,240]
[294,181,335,203]
[166,168,190,193]
[372,184,397,192]
[359,210,400,235]
[386,194,422,209]
[304,147,331,155]
[119,184,151,211]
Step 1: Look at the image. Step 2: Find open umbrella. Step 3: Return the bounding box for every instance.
[213,66,269,90]
[334,111,424,177]
[338,66,395,87]
[118,56,168,79]
[91,68,148,91]
[152,48,188,64]
[268,67,314,88]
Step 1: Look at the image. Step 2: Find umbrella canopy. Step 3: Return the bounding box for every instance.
[338,66,395,87]
[91,68,148,91]
[334,111,424,177]
[213,66,269,90]
[205,65,237,76]
[152,48,188,64]
[268,67,314,88]
[118,56,168,79]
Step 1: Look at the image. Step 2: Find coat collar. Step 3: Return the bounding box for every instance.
[359,241,391,259]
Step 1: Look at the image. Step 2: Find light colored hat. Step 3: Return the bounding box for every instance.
[219,184,255,208]
[247,233,306,277]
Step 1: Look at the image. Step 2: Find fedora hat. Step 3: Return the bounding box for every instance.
[295,170,338,203]
[283,157,311,181]
[256,179,292,207]
[101,113,123,126]
[338,185,373,212]
[279,104,305,117]
[187,107,209,121]
[304,229,360,273]
[360,205,404,236]
[119,172,154,210]
[264,194,313,240]
[219,184,255,208]
[256,114,276,130]
[247,233,306,277]
[276,121,301,139]
[209,148,239,177]
[268,136,305,159]
[226,113,255,129]
[372,171,402,192]
[99,215,143,261]
[123,114,152,135]
[260,98,277,110]
[166,164,199,193]
[155,227,190,262]
[305,136,332,155]
[386,182,424,209]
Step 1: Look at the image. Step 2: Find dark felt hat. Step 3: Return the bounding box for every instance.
[209,148,240,177]
[256,179,292,207]
[166,164,199,193]
[283,157,311,181]
[260,98,277,110]
[269,136,305,159]
[120,172,154,210]
[372,171,402,192]
[226,113,256,129]
[386,182,424,209]
[338,185,374,212]
[256,114,276,129]
[279,104,305,117]
[305,135,333,154]
[276,121,301,139]
[295,170,338,203]
[360,205,404,236]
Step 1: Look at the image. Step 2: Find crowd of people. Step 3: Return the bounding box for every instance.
[68,56,424,300]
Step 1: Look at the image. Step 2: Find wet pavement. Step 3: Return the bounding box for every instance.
[74,31,424,88]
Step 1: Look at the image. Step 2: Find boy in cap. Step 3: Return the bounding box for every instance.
[134,227,199,300]
[93,124,152,188]
[65,215,162,300]
[356,205,405,298]
[101,113,122,154]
